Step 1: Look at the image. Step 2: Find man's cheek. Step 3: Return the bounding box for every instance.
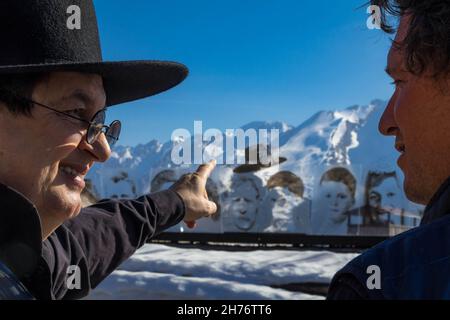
[44,165,61,184]
[52,141,80,157]
[395,87,422,124]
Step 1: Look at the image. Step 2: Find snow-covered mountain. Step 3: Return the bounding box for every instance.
[87,99,391,198]
[85,99,426,235]
[87,100,422,219]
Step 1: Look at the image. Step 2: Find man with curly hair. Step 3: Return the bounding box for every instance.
[328,1,450,299]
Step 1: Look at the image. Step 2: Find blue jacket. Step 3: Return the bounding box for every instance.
[328,177,450,299]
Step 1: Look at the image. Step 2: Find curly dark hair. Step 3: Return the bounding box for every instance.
[371,0,450,77]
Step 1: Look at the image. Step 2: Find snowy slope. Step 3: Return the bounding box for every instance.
[87,244,357,300]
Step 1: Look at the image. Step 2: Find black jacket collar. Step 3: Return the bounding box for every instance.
[421,176,450,225]
[0,183,42,279]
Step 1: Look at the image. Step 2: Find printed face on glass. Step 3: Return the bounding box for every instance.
[368,176,403,217]
[262,187,303,231]
[317,181,353,223]
[229,181,259,231]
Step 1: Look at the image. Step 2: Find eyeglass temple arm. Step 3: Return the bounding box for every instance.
[28,99,93,126]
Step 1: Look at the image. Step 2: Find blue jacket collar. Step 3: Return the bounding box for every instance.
[421,176,450,225]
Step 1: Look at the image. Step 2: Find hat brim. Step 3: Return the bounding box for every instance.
[0,60,188,106]
[233,156,287,174]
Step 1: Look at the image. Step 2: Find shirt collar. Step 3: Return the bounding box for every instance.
[0,182,42,279]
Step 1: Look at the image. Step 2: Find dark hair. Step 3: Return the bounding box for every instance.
[320,167,357,201]
[0,73,48,116]
[371,0,450,77]
[267,171,304,198]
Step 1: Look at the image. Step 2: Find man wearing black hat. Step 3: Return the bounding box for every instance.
[0,0,217,299]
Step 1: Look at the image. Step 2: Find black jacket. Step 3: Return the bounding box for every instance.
[0,182,185,299]
[327,177,450,299]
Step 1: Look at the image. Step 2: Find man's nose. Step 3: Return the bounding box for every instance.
[379,91,399,136]
[79,133,111,163]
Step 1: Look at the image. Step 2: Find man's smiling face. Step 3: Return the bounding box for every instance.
[0,72,112,237]
[379,15,450,205]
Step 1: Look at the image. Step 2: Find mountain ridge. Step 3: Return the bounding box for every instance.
[87,100,400,201]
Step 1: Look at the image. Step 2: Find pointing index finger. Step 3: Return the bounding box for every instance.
[196,159,217,180]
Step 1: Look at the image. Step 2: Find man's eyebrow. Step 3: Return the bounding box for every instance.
[60,89,98,108]
[73,90,95,106]
[385,66,407,77]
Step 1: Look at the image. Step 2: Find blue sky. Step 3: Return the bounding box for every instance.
[94,0,394,147]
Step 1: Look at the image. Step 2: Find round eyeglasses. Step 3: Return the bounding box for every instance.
[23,98,121,147]
[84,109,121,147]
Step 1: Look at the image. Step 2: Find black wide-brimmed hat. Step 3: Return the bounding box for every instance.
[0,0,188,106]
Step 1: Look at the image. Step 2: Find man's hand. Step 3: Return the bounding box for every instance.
[170,160,218,228]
